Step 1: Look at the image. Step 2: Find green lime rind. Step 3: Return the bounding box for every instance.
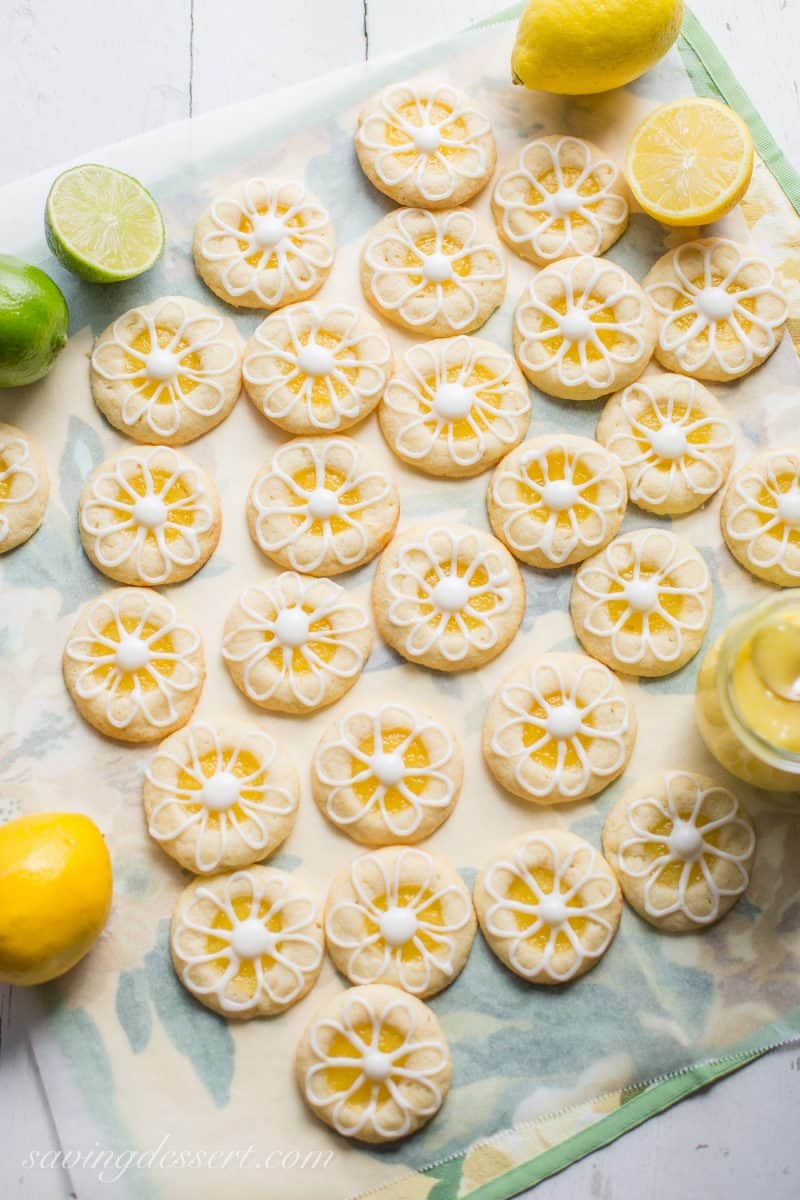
[0,255,69,389]
[45,163,165,284]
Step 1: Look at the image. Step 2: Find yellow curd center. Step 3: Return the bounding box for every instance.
[267,607,336,674]
[291,464,359,534]
[364,886,445,962]
[351,726,431,815]
[288,328,357,408]
[92,616,174,690]
[519,449,597,524]
[0,456,10,504]
[732,608,800,754]
[634,811,720,888]
[205,895,284,992]
[528,166,601,232]
[386,98,470,162]
[507,869,587,954]
[177,748,263,828]
[422,360,501,439]
[673,274,754,345]
[522,690,591,769]
[635,401,711,467]
[127,327,201,399]
[421,558,500,632]
[542,291,622,361]
[114,466,194,542]
[238,203,311,268]
[325,1022,406,1103]
[605,564,683,636]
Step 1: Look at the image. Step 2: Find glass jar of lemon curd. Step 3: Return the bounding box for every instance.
[696,591,800,791]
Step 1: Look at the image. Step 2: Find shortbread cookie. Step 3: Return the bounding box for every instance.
[144,718,299,873]
[361,207,506,337]
[474,830,622,985]
[295,983,452,1142]
[312,703,463,844]
[488,434,627,568]
[222,571,372,714]
[0,423,49,552]
[513,255,656,401]
[597,374,735,516]
[91,296,242,445]
[483,652,636,805]
[193,178,335,310]
[570,528,712,677]
[325,846,475,997]
[242,302,392,435]
[246,436,399,576]
[643,238,788,381]
[602,771,756,933]
[170,866,323,1018]
[372,522,525,672]
[78,445,221,586]
[355,79,496,210]
[492,135,629,267]
[380,336,530,478]
[720,447,800,585]
[63,587,205,742]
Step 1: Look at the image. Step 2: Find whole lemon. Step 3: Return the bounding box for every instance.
[512,0,684,95]
[0,812,112,986]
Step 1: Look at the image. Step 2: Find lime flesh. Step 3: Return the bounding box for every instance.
[0,255,69,388]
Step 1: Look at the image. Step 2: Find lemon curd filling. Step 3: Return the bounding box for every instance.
[527,167,601,231]
[351,727,431,815]
[289,465,360,534]
[385,99,469,161]
[205,894,284,992]
[0,457,10,503]
[421,360,500,437]
[176,748,264,829]
[127,327,201,399]
[286,327,357,407]
[406,232,472,283]
[420,557,499,631]
[635,401,711,465]
[267,606,336,674]
[633,811,720,889]
[542,292,622,362]
[113,467,194,540]
[506,870,588,954]
[731,606,800,755]
[519,449,597,523]
[522,691,592,769]
[237,203,309,268]
[752,473,800,548]
[92,616,174,690]
[674,275,754,343]
[325,1022,406,1103]
[363,886,445,963]
[605,565,683,636]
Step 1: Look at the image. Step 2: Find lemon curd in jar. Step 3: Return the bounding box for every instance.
[695,591,800,791]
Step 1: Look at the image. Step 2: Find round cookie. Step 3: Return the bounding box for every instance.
[492,135,629,266]
[513,255,656,401]
[720,447,800,585]
[360,207,506,338]
[78,445,221,586]
[143,718,299,873]
[242,302,392,435]
[488,434,627,568]
[482,651,636,805]
[597,374,735,516]
[355,79,496,209]
[221,571,373,714]
[602,771,756,932]
[246,436,400,576]
[380,335,530,478]
[643,237,788,382]
[0,423,49,552]
[312,703,463,844]
[324,846,476,997]
[295,983,452,1142]
[474,830,622,985]
[193,178,335,310]
[372,522,525,672]
[90,296,243,445]
[570,528,712,677]
[63,587,205,742]
[170,865,323,1018]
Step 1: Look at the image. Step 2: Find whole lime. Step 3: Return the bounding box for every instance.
[0,255,69,388]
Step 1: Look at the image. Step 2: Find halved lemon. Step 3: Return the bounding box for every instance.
[625,98,754,227]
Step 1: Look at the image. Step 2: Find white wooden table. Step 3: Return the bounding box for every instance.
[2,1,799,1196]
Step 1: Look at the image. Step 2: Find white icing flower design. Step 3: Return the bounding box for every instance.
[145,721,296,873]
[384,337,530,469]
[249,438,392,573]
[304,990,448,1139]
[173,869,322,1014]
[724,449,800,577]
[243,303,391,431]
[515,257,651,391]
[491,657,631,799]
[491,439,625,565]
[326,848,472,994]
[91,298,238,438]
[385,527,513,663]
[484,834,618,982]
[0,434,38,544]
[222,572,369,708]
[646,239,788,376]
[606,380,734,509]
[315,705,456,838]
[199,179,333,308]
[357,82,492,204]
[618,772,755,924]
[79,447,214,585]
[494,136,628,261]
[364,208,505,331]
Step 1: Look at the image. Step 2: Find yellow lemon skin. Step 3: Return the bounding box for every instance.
[0,813,112,986]
[512,0,684,95]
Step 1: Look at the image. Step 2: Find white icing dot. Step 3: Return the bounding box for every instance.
[306,487,340,520]
[545,702,582,740]
[145,349,179,382]
[547,187,582,216]
[648,421,688,461]
[413,123,441,153]
[369,751,405,787]
[201,771,241,812]
[297,344,335,377]
[431,382,474,421]
[251,215,287,249]
[115,635,150,673]
[560,309,593,342]
[378,905,418,947]
[624,578,658,613]
[537,896,568,927]
[777,490,800,526]
[541,479,579,511]
[272,608,310,647]
[431,576,470,612]
[696,286,736,322]
[422,252,454,283]
[133,495,167,529]
[230,917,275,959]
[668,819,703,860]
[362,1050,392,1082]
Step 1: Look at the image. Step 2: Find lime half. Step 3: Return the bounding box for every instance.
[45,164,165,283]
